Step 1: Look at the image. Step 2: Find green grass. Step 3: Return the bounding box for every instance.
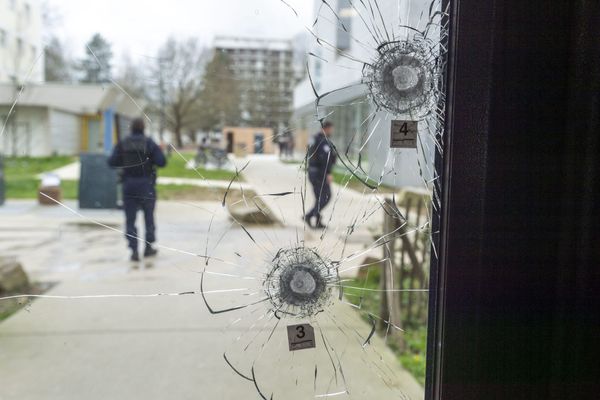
[4,178,40,199]
[332,170,397,193]
[3,156,75,199]
[0,308,15,322]
[2,154,235,199]
[344,266,382,315]
[1,282,55,323]
[281,159,303,165]
[60,180,79,199]
[345,264,427,386]
[6,179,235,202]
[6,179,241,202]
[4,156,75,177]
[156,184,256,204]
[162,153,237,181]
[5,179,79,199]
[0,298,29,322]
[397,328,428,386]
[156,184,228,201]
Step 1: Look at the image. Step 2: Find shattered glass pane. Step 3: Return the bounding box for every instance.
[0,0,448,399]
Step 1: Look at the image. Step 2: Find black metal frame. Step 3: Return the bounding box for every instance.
[426,1,600,399]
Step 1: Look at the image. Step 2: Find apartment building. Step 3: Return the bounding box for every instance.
[0,0,44,83]
[214,36,294,134]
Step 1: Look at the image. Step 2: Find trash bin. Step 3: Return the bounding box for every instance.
[0,156,4,206]
[79,153,118,209]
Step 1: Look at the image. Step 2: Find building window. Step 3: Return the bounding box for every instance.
[10,0,16,11]
[0,30,6,48]
[336,0,354,52]
[16,38,23,54]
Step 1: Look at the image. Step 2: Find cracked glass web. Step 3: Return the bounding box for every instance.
[0,0,448,399]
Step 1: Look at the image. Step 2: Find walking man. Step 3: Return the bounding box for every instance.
[304,121,337,229]
[278,134,289,159]
[109,118,167,261]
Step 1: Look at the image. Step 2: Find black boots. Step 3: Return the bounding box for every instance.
[131,245,157,261]
[303,215,326,230]
[144,245,158,258]
[314,221,326,229]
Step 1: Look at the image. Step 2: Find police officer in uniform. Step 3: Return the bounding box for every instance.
[108,118,167,261]
[304,121,337,229]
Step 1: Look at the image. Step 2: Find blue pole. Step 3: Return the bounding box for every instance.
[103,107,115,154]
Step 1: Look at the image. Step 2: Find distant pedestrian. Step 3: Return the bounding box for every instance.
[278,135,289,159]
[304,121,337,229]
[196,137,209,166]
[287,134,295,159]
[108,118,167,261]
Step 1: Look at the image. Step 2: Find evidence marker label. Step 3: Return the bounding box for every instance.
[287,323,316,351]
[390,120,418,149]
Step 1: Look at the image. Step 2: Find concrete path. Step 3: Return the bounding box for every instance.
[237,155,386,262]
[42,161,82,181]
[0,200,422,400]
[157,176,251,190]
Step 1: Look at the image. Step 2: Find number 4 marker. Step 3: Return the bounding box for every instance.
[390,120,418,149]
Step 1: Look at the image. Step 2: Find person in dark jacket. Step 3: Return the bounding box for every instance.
[108,118,167,261]
[304,121,337,229]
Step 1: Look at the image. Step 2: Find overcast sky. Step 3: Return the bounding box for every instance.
[48,0,314,67]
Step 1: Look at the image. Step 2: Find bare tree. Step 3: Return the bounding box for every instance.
[114,54,149,99]
[154,38,207,148]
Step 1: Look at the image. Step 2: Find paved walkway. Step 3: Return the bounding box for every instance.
[0,200,422,400]
[49,156,388,266]
[238,155,385,263]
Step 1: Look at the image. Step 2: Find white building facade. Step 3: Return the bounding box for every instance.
[0,83,142,157]
[293,0,436,188]
[0,0,44,83]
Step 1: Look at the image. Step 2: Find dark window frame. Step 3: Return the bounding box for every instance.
[426,1,600,399]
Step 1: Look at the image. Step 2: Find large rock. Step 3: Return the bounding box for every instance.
[0,257,30,294]
[227,204,278,225]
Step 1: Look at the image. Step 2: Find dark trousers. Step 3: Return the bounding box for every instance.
[123,179,156,251]
[307,169,332,223]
